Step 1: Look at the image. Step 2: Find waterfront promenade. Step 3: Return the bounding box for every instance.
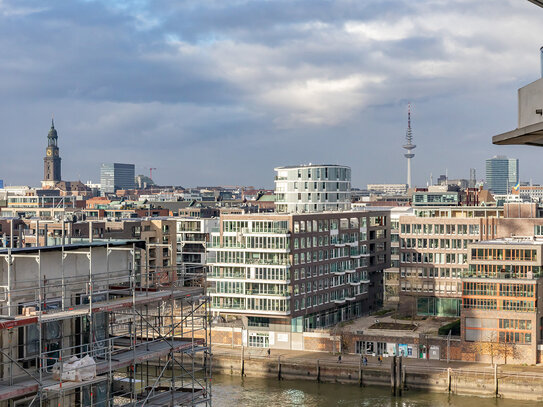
[210,344,543,401]
[213,344,543,373]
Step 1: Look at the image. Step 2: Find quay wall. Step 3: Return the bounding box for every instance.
[209,353,543,401]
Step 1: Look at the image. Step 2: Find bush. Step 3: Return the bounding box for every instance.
[438,319,460,336]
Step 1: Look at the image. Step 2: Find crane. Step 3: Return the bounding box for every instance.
[149,168,157,180]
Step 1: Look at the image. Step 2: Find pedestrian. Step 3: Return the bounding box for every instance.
[363,356,367,366]
[378,355,382,365]
[267,348,271,358]
[338,355,342,364]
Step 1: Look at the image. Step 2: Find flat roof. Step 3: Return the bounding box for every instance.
[472,238,543,246]
[0,239,146,255]
[275,164,349,169]
[492,121,543,146]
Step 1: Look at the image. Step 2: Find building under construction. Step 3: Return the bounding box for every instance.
[0,240,211,406]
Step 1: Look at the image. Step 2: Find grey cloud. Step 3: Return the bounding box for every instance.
[0,0,543,188]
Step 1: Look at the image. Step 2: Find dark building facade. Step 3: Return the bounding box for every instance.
[100,163,135,195]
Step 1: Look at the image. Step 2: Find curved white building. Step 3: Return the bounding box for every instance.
[274,164,351,213]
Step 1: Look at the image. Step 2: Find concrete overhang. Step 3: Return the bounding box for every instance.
[493,121,543,146]
[493,77,543,146]
[528,0,543,7]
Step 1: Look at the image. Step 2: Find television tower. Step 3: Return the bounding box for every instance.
[403,103,416,189]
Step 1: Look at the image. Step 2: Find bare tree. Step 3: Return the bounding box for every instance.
[472,332,500,365]
[472,332,521,365]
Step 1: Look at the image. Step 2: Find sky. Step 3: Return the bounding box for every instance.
[1,0,543,189]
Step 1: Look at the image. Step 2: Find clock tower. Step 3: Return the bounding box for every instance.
[42,118,62,187]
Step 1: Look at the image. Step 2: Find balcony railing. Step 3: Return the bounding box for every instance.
[245,289,289,297]
[461,271,542,279]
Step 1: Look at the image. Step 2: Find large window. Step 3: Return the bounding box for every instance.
[248,333,269,348]
[417,297,460,317]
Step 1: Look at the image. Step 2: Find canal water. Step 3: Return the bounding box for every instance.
[211,374,540,406]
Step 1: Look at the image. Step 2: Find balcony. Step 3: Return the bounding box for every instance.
[212,258,290,266]
[245,289,289,297]
[241,227,289,235]
[208,272,245,279]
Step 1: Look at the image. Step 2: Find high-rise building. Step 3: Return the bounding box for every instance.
[274,164,351,213]
[100,163,135,195]
[469,168,476,188]
[485,156,519,194]
[42,119,62,187]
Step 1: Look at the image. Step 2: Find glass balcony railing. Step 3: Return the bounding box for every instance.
[245,289,289,297]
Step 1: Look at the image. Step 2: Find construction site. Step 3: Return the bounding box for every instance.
[0,239,211,406]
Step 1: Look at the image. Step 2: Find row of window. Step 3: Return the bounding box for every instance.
[462,298,535,312]
[215,252,290,265]
[213,281,289,296]
[401,223,479,235]
[471,248,537,262]
[293,247,375,265]
[465,328,532,344]
[292,216,386,234]
[212,235,290,249]
[293,271,368,295]
[465,264,540,279]
[401,238,474,250]
[211,297,289,312]
[401,267,464,279]
[462,282,535,298]
[209,266,289,281]
[401,282,460,294]
[222,220,288,233]
[401,252,467,265]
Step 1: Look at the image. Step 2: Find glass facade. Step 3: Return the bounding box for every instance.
[416,297,460,317]
[100,163,135,194]
[274,165,352,213]
[485,156,519,194]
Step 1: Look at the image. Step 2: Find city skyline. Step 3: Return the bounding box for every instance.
[1,1,543,188]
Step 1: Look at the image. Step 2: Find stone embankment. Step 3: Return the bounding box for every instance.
[208,346,543,401]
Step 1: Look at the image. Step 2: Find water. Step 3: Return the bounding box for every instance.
[211,374,540,407]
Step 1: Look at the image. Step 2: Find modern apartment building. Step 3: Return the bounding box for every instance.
[398,206,502,317]
[485,156,519,194]
[384,207,413,306]
[100,163,135,195]
[208,210,390,346]
[462,239,543,364]
[274,164,351,213]
[176,217,219,274]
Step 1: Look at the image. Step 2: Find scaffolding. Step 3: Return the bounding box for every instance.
[0,240,211,406]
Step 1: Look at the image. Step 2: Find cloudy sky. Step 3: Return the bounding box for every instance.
[1,0,543,188]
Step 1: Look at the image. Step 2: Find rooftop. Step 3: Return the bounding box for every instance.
[274,164,349,170]
[0,239,145,255]
[471,237,543,246]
